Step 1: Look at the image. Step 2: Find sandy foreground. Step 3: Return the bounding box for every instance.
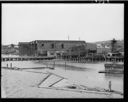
[1,68,123,98]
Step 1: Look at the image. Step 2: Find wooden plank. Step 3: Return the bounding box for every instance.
[38,74,51,87]
[49,78,64,87]
[38,86,112,95]
[39,74,62,87]
[46,71,67,79]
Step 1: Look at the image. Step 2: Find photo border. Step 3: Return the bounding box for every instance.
[0,0,127,102]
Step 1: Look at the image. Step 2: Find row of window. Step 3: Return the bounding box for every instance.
[42,43,64,49]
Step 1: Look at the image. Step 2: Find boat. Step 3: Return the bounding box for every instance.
[99,62,124,74]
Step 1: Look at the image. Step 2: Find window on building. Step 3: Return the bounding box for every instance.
[42,44,44,47]
[61,44,64,49]
[35,44,37,50]
[51,44,54,48]
[50,53,54,55]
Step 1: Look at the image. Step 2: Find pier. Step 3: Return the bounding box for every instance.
[1,56,55,62]
[58,56,124,63]
[2,56,124,63]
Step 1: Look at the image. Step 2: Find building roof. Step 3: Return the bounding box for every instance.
[86,43,97,50]
[33,40,86,43]
[19,42,30,44]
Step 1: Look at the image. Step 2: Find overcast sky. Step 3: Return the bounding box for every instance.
[2,4,124,45]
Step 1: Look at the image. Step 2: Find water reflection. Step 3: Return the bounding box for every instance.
[49,64,90,71]
[38,61,91,71]
[104,73,123,79]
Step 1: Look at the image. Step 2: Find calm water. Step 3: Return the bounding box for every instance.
[2,55,123,98]
[2,61,123,93]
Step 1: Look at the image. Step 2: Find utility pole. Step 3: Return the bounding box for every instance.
[109,81,112,92]
[79,37,80,41]
[68,35,69,40]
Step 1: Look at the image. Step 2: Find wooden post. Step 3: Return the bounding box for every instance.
[10,63,12,68]
[92,53,93,63]
[65,61,66,71]
[49,78,64,87]
[53,61,55,69]
[103,54,106,62]
[47,62,48,68]
[109,81,112,92]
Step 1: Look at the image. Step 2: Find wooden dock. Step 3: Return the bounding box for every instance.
[1,55,124,63]
[59,57,124,63]
[98,70,123,74]
[1,56,55,62]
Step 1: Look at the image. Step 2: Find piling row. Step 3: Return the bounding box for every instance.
[60,57,124,63]
[2,56,124,63]
[1,57,55,62]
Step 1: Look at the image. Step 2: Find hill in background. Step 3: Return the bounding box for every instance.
[94,39,124,52]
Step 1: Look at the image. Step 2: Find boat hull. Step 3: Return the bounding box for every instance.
[99,63,124,74]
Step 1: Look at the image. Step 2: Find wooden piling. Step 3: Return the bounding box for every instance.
[10,63,12,68]
[65,61,66,71]
[49,78,64,87]
[53,61,55,69]
[109,81,112,92]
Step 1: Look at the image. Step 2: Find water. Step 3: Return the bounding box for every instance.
[1,55,123,98]
[2,54,20,57]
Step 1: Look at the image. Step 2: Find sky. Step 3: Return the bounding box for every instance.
[2,4,124,45]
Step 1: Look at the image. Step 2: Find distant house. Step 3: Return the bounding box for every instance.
[2,45,9,54]
[2,44,19,55]
[97,48,111,54]
[19,42,37,56]
[96,44,111,54]
[19,40,86,57]
[97,44,103,48]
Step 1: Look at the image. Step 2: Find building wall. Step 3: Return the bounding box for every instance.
[97,48,111,54]
[67,45,87,57]
[2,45,19,55]
[19,42,37,56]
[35,40,86,56]
[19,40,86,56]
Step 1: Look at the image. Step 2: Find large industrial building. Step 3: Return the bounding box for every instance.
[19,40,87,57]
